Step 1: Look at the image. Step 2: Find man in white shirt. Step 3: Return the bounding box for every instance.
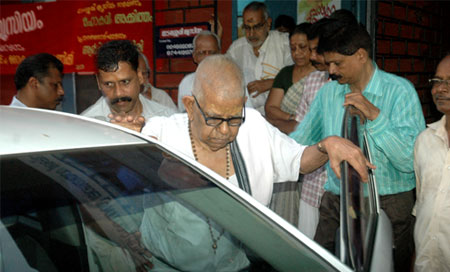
[227,1,293,115]
[177,30,221,112]
[139,52,178,112]
[10,53,65,110]
[82,40,176,123]
[413,53,450,272]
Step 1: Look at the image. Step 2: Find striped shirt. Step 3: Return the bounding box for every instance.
[290,63,425,195]
[293,70,329,207]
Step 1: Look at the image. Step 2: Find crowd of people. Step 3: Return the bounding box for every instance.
[7,1,450,271]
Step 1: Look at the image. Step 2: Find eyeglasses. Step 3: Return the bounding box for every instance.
[193,50,218,57]
[193,95,245,127]
[429,78,450,88]
[242,21,266,32]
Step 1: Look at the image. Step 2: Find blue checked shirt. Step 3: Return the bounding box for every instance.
[290,63,425,195]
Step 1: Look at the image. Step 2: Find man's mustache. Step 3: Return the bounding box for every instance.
[111,96,132,105]
[434,95,450,100]
[330,74,342,81]
[311,60,320,67]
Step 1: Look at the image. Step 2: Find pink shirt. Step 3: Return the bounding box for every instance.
[294,70,329,207]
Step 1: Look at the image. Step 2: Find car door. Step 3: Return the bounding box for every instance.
[339,107,394,272]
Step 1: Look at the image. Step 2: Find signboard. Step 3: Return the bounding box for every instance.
[297,0,341,23]
[0,0,153,74]
[155,23,209,58]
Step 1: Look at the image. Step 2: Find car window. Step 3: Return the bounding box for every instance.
[1,143,347,272]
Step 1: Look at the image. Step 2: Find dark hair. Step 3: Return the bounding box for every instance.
[289,22,311,39]
[96,40,139,72]
[317,22,372,56]
[307,18,333,40]
[307,10,357,41]
[274,14,296,33]
[14,53,63,91]
[329,9,358,26]
[243,1,269,20]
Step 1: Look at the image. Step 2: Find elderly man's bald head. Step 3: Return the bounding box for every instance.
[193,55,245,102]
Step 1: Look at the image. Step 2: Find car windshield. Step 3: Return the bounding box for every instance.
[1,143,344,272]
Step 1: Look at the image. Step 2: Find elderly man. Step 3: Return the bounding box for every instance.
[177,30,221,112]
[414,53,450,272]
[82,40,176,122]
[290,21,425,271]
[142,54,372,203]
[139,52,178,111]
[10,53,64,110]
[227,1,293,115]
[111,54,373,270]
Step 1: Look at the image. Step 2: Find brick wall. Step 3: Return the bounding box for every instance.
[375,0,450,123]
[152,0,232,106]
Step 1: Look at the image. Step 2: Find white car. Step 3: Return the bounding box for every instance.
[0,106,391,271]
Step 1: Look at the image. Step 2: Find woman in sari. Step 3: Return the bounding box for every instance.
[265,23,315,134]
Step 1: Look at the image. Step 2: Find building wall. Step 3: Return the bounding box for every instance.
[375,0,450,123]
[2,0,449,120]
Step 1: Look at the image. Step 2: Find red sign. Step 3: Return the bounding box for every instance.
[0,0,153,74]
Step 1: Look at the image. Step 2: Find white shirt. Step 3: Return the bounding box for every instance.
[139,108,304,270]
[9,96,27,107]
[177,72,254,112]
[81,94,176,121]
[227,30,293,115]
[148,86,178,112]
[177,72,195,112]
[142,107,304,205]
[413,115,450,272]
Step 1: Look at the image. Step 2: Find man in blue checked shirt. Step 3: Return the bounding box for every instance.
[290,20,425,272]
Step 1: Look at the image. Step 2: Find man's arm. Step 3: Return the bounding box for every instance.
[300,136,375,182]
[80,204,153,271]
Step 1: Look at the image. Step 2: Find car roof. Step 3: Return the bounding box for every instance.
[0,106,147,155]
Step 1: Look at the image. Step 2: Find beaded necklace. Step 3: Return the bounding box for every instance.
[188,122,228,254]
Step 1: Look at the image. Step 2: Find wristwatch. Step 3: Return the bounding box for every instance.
[317,141,327,154]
